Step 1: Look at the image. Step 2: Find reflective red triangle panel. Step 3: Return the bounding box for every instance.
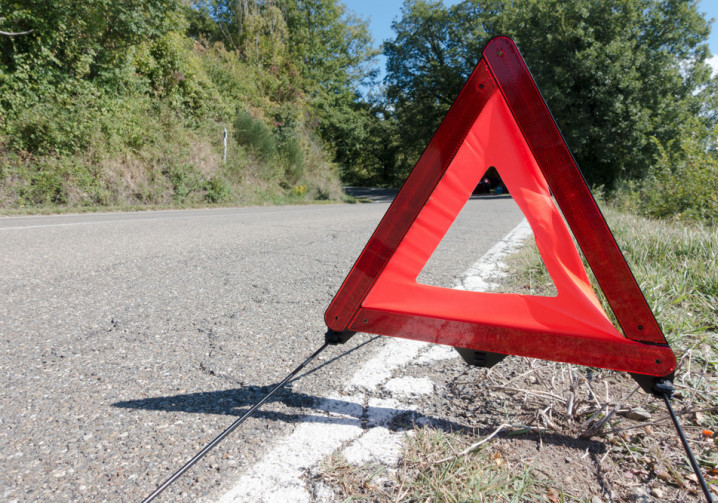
[325,37,675,378]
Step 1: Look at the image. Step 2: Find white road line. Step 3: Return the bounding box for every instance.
[0,207,262,231]
[0,219,166,231]
[218,218,532,503]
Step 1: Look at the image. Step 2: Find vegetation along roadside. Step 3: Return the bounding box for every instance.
[1,0,716,222]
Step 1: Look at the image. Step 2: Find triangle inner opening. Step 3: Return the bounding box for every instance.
[416,168,558,297]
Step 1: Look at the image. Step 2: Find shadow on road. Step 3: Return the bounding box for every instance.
[343,186,399,203]
[113,385,606,453]
[113,384,468,432]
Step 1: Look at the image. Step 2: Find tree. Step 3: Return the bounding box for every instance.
[187,0,379,175]
[383,0,717,188]
[384,0,478,178]
[280,0,379,173]
[0,1,185,81]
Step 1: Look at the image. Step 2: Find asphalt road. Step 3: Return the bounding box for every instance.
[0,196,523,502]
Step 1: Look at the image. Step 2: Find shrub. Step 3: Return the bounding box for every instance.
[204,175,232,203]
[613,126,718,225]
[279,136,304,184]
[166,163,204,201]
[233,111,277,161]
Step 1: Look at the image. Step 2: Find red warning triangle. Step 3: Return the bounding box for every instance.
[326,37,675,380]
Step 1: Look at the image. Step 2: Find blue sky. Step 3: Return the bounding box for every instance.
[343,0,718,75]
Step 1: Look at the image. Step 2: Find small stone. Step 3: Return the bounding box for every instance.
[655,469,672,482]
[564,456,572,463]
[650,487,664,498]
[591,496,603,503]
[624,407,651,421]
[630,488,650,502]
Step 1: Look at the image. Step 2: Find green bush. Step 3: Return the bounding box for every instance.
[166,163,204,201]
[279,136,304,184]
[0,4,349,211]
[204,175,232,203]
[233,111,278,161]
[613,126,718,225]
[9,84,103,156]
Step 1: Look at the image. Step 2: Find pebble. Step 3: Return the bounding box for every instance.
[623,407,651,421]
[630,488,650,502]
[649,487,664,498]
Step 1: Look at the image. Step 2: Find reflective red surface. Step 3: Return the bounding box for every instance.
[325,37,675,378]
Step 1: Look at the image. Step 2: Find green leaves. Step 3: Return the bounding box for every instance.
[383,0,717,190]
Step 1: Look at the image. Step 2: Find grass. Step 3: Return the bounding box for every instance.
[318,429,554,502]
[0,194,347,217]
[601,208,717,354]
[392,429,549,502]
[504,206,717,356]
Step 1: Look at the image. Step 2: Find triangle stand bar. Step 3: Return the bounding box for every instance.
[657,380,715,503]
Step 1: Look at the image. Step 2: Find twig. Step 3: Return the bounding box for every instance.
[539,409,560,430]
[488,385,567,403]
[434,424,512,464]
[578,374,602,408]
[526,403,553,427]
[0,28,33,36]
[600,446,613,464]
[580,384,640,438]
[501,367,539,388]
[604,381,610,404]
[674,348,692,374]
[618,434,640,464]
[580,403,609,430]
[598,405,718,437]
[687,356,709,407]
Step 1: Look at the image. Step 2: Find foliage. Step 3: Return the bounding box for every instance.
[340,99,403,187]
[0,0,376,209]
[383,0,475,179]
[625,124,718,224]
[3,0,714,221]
[234,110,278,161]
[383,0,717,189]
[188,0,381,176]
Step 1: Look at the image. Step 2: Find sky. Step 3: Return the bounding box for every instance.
[342,0,718,76]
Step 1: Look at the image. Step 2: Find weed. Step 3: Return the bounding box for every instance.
[204,175,232,203]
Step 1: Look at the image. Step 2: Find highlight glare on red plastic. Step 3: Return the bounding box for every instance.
[325,37,675,378]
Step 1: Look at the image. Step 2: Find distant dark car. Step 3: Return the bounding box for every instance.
[473,177,492,194]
